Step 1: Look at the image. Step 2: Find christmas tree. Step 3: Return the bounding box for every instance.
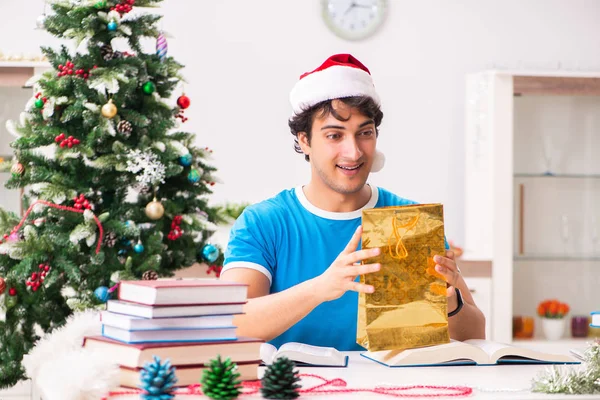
[0,0,224,388]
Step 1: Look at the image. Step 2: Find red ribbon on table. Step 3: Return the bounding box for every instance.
[105,373,472,398]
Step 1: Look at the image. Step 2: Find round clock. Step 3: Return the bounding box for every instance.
[322,0,387,41]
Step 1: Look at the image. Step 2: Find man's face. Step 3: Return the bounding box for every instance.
[299,100,377,195]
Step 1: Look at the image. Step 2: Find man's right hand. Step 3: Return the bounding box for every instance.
[313,225,381,302]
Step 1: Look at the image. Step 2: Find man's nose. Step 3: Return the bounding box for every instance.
[341,137,362,160]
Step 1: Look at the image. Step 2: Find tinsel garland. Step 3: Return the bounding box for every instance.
[532,340,600,395]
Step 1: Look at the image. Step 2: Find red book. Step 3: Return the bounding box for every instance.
[83,335,263,368]
[117,279,248,306]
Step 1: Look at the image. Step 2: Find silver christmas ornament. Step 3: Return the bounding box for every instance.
[36,14,47,29]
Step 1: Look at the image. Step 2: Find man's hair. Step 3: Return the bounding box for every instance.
[288,96,383,162]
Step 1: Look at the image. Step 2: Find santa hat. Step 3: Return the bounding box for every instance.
[289,54,385,172]
[289,54,381,115]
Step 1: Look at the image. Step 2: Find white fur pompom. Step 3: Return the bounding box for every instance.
[371,149,386,173]
[35,348,119,400]
[23,311,102,392]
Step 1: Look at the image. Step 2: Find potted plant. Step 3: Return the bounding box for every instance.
[537,299,570,340]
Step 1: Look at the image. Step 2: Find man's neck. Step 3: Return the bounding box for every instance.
[302,180,372,213]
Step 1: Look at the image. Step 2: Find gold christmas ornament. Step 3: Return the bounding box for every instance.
[11,163,24,175]
[101,99,118,119]
[145,197,164,220]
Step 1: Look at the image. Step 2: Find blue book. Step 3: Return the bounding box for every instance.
[361,339,580,367]
[102,325,237,344]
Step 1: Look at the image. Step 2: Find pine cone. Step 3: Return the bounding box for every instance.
[103,231,118,248]
[142,270,158,280]
[140,356,177,400]
[100,44,114,61]
[260,357,301,399]
[201,356,241,400]
[117,120,133,137]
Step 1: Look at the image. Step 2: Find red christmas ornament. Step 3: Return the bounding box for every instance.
[0,277,5,294]
[8,287,17,296]
[207,265,223,278]
[177,95,191,109]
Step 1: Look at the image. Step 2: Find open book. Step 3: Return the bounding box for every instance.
[361,339,580,367]
[260,342,348,367]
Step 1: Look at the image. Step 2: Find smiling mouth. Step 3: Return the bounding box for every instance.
[337,163,363,171]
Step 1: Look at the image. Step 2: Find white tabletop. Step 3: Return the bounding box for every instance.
[110,340,600,399]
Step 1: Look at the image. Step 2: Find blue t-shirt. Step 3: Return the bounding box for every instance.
[223,185,424,351]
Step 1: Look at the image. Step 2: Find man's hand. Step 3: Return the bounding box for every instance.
[433,250,471,313]
[313,226,381,302]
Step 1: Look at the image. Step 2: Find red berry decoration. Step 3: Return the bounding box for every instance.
[55,133,80,148]
[111,0,135,14]
[177,95,191,109]
[8,287,17,296]
[167,215,184,241]
[26,263,51,292]
[73,193,93,210]
[57,60,92,80]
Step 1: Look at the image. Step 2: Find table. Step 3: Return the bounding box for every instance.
[110,340,600,399]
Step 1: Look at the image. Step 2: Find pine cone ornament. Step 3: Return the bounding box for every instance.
[142,270,158,280]
[201,355,241,400]
[118,120,133,136]
[103,231,118,247]
[139,356,177,400]
[261,357,301,399]
[100,44,114,61]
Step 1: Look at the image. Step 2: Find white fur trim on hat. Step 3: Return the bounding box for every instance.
[371,149,385,173]
[289,65,380,115]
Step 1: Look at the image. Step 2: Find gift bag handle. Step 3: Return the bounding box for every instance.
[387,210,421,259]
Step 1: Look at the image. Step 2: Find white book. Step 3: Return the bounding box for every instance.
[102,325,237,344]
[106,299,245,318]
[101,311,236,331]
[260,342,348,367]
[362,339,579,367]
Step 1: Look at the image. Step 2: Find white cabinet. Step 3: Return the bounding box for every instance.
[464,71,600,343]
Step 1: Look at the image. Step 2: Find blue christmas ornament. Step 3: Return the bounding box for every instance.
[140,356,177,400]
[202,244,219,263]
[94,286,110,303]
[125,220,136,228]
[118,249,127,256]
[179,154,192,167]
[107,21,118,31]
[134,242,145,253]
[187,168,200,183]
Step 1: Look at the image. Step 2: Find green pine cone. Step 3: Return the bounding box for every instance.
[201,355,241,400]
[260,357,301,399]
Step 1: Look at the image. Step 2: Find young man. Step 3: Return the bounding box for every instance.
[220,54,485,351]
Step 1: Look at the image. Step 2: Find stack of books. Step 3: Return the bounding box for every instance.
[83,279,263,388]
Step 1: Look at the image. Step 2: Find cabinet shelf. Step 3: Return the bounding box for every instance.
[514,173,600,179]
[515,255,600,261]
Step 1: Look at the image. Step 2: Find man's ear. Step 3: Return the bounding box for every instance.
[297,132,311,157]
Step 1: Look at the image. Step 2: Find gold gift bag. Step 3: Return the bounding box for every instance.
[357,204,450,351]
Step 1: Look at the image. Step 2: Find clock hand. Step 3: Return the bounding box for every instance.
[344,1,357,15]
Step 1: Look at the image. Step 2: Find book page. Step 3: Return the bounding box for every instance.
[277,343,344,366]
[363,340,489,366]
[259,343,277,365]
[464,339,512,360]
[464,339,575,363]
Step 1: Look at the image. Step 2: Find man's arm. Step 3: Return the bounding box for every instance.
[220,226,381,342]
[434,252,486,340]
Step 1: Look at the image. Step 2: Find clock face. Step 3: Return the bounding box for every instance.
[322,0,387,41]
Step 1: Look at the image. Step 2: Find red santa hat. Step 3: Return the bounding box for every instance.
[289,54,381,115]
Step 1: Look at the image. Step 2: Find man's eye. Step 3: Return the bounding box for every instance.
[327,133,341,140]
[360,130,374,136]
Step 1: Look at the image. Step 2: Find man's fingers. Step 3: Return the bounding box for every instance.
[343,225,363,254]
[348,281,375,294]
[446,250,455,260]
[346,263,381,277]
[435,264,459,287]
[345,247,380,264]
[433,254,457,272]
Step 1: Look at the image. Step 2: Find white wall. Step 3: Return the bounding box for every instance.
[2,0,600,245]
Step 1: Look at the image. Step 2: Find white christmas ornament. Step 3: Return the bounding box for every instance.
[126,149,166,186]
